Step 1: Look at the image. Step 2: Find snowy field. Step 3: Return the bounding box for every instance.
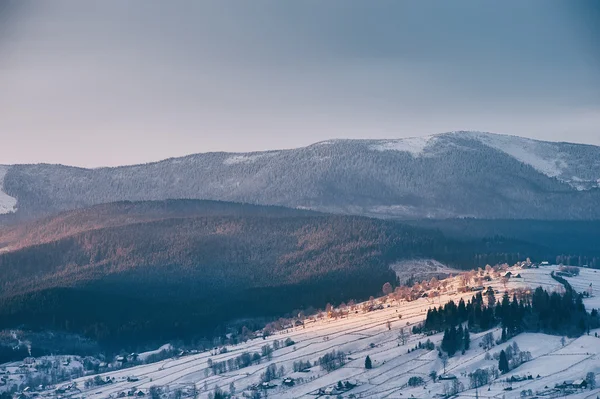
[4,264,600,399]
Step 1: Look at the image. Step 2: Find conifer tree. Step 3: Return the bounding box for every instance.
[498,350,509,373]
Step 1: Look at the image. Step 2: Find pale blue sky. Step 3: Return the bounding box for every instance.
[0,0,598,166]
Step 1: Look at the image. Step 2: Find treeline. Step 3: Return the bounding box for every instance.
[407,219,600,269]
[423,287,599,356]
[207,340,291,376]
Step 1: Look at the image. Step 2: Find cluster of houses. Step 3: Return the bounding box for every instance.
[118,388,146,397]
[506,373,534,383]
[555,379,588,390]
[533,379,589,398]
[503,271,522,279]
[54,383,79,395]
[317,380,357,396]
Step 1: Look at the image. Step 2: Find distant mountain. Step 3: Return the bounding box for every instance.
[1,131,599,222]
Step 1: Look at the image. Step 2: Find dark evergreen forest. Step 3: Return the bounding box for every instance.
[0,200,598,348]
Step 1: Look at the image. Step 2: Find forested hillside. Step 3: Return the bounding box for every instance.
[0,200,426,346]
[405,219,600,268]
[1,200,599,348]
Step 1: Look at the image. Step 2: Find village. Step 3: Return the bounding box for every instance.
[1,262,600,399]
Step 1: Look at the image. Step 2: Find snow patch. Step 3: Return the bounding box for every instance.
[369,135,437,156]
[0,166,17,214]
[137,344,173,362]
[223,153,276,165]
[464,132,566,177]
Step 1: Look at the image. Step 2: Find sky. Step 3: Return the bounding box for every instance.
[0,0,599,167]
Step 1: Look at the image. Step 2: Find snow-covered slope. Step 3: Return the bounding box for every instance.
[0,166,17,214]
[372,131,600,190]
[7,265,600,399]
[2,132,600,221]
[459,131,600,190]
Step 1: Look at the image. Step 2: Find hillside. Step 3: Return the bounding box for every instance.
[1,131,600,222]
[0,200,440,345]
[4,265,599,399]
[1,200,599,347]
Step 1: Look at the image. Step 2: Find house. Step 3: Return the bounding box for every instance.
[503,271,513,278]
[438,374,456,381]
[514,273,522,278]
[136,390,146,397]
[438,374,457,380]
[572,379,587,389]
[323,387,335,395]
[260,382,276,389]
[509,375,527,382]
[282,378,295,387]
[556,380,574,389]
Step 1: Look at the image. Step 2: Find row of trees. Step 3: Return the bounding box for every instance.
[207,339,288,376]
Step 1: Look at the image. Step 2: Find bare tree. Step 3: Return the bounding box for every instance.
[441,353,449,374]
[481,332,495,350]
[149,386,162,399]
[382,282,393,295]
[469,369,489,389]
[586,372,596,389]
[398,328,408,346]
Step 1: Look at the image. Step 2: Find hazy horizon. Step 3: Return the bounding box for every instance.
[1,0,599,167]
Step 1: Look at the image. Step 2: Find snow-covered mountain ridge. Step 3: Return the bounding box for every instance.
[1,131,599,220]
[369,131,600,190]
